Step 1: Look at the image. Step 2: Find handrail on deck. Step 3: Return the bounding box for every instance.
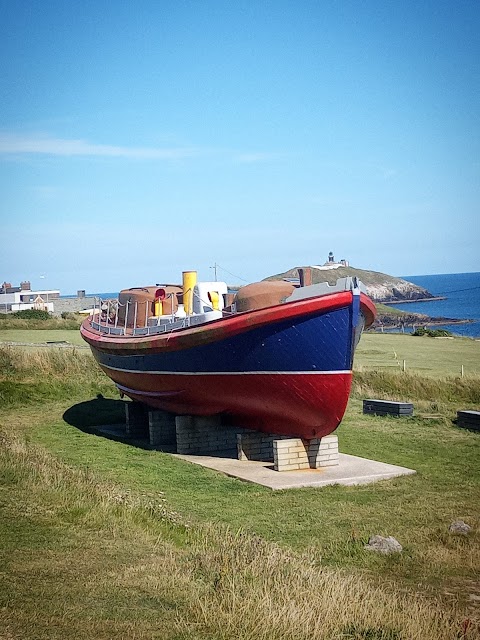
[91,289,221,337]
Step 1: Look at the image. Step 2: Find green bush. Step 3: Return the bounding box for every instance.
[411,327,452,337]
[12,309,51,320]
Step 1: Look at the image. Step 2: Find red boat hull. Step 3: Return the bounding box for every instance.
[100,368,352,438]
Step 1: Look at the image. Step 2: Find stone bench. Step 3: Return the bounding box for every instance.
[457,410,480,431]
[363,399,414,417]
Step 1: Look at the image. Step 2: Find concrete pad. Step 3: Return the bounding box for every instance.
[172,452,416,490]
[89,423,415,490]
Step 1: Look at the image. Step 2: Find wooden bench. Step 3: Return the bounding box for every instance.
[456,410,480,432]
[363,399,414,417]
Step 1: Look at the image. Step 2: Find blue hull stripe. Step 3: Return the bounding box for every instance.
[93,306,355,374]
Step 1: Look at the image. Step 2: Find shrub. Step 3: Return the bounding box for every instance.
[412,327,452,337]
[12,309,51,320]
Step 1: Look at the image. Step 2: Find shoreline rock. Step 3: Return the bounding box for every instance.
[365,281,434,303]
[373,313,473,331]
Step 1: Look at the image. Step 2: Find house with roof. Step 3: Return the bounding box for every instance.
[0,280,60,313]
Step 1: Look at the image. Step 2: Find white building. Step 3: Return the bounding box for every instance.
[1,280,60,313]
[312,252,350,271]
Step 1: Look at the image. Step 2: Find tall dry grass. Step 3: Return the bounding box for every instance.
[352,369,480,405]
[0,344,94,379]
[184,527,467,640]
[0,426,180,527]
[0,314,82,330]
[0,345,111,406]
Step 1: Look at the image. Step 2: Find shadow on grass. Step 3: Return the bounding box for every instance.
[63,394,126,429]
[62,394,176,452]
[63,395,243,458]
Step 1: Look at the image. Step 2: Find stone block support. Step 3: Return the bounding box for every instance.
[175,415,242,456]
[306,434,339,468]
[237,431,277,461]
[273,434,339,472]
[125,401,149,438]
[273,438,310,472]
[148,410,177,447]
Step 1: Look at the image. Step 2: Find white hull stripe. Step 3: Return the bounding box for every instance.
[99,364,351,376]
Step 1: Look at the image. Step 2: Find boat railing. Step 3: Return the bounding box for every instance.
[89,292,217,337]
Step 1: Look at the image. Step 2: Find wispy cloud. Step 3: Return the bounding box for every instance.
[0,132,198,159]
[0,131,287,167]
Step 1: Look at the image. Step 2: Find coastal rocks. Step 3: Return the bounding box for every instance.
[364,535,403,555]
[449,520,472,535]
[364,280,433,303]
[374,311,430,329]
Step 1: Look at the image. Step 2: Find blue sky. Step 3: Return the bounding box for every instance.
[1,0,478,294]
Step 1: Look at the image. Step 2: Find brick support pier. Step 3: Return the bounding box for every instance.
[237,430,282,461]
[148,410,176,447]
[273,434,339,472]
[125,401,149,438]
[126,405,340,474]
[175,415,243,456]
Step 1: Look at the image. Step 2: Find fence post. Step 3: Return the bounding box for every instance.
[402,359,406,372]
[461,365,464,378]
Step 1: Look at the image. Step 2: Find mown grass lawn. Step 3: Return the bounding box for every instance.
[356,333,480,377]
[2,399,475,640]
[0,328,87,346]
[20,396,479,586]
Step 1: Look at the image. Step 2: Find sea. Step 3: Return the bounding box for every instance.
[393,272,480,339]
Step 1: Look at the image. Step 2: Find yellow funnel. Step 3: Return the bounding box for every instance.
[182,270,197,315]
[208,290,220,311]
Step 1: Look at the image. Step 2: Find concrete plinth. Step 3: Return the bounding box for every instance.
[92,414,416,490]
[172,452,416,490]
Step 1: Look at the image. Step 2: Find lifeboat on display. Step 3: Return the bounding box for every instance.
[81,270,376,439]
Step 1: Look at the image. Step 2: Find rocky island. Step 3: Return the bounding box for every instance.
[265,262,434,303]
[265,256,466,331]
